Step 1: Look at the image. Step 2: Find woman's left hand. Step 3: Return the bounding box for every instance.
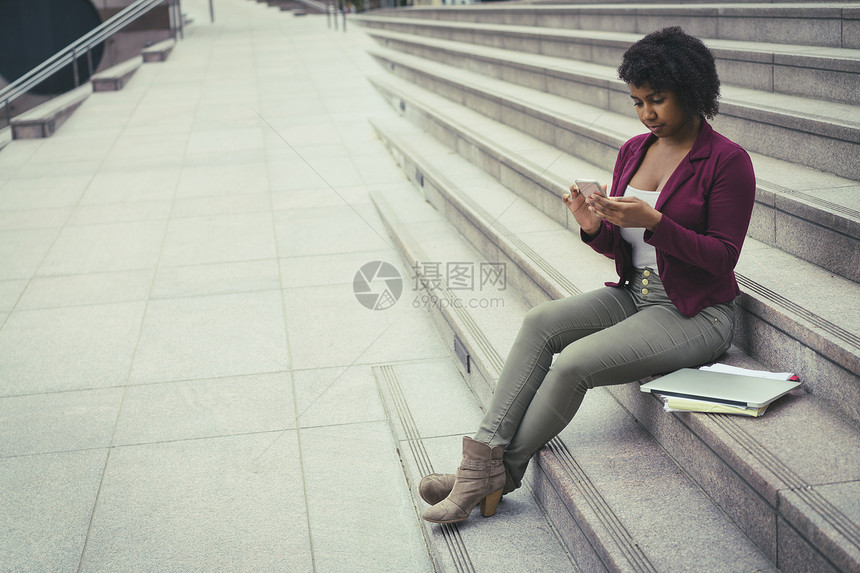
[587,195,663,232]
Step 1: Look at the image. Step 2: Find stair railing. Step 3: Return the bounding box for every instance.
[0,0,183,126]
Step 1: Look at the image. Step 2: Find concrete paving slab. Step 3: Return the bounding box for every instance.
[0,139,44,173]
[80,433,311,572]
[278,248,396,289]
[293,365,386,428]
[273,204,391,258]
[159,211,278,267]
[281,281,449,370]
[0,206,70,231]
[0,227,58,280]
[186,126,266,157]
[151,259,281,300]
[193,102,263,130]
[300,420,434,572]
[68,199,174,226]
[129,290,290,384]
[176,159,270,198]
[0,302,145,396]
[0,449,107,572]
[0,388,122,456]
[79,167,181,205]
[171,191,272,217]
[267,155,339,192]
[270,186,333,210]
[0,279,27,311]
[16,269,154,310]
[114,372,294,446]
[22,130,120,164]
[14,158,104,179]
[38,220,167,276]
[0,173,91,211]
[105,132,190,164]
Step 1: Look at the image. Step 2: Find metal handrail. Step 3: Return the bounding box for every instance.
[1,0,180,122]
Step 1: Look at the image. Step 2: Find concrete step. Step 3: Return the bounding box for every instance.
[373,357,581,572]
[367,74,860,425]
[367,49,860,282]
[141,38,176,63]
[9,84,92,140]
[0,126,11,151]
[370,177,777,573]
[366,40,859,181]
[356,14,860,105]
[364,3,860,49]
[369,116,860,572]
[91,56,144,92]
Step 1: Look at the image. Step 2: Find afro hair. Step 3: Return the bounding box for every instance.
[617,27,721,120]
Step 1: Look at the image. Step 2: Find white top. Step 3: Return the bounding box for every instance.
[619,185,660,269]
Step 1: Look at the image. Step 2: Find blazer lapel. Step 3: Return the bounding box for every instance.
[614,135,654,197]
[656,120,714,210]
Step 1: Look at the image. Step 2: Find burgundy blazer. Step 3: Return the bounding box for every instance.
[583,120,756,317]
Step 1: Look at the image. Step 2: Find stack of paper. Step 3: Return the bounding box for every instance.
[659,395,770,417]
[640,364,800,418]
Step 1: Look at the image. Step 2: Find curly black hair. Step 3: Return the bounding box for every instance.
[617,27,720,120]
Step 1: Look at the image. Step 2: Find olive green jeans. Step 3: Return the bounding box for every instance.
[473,268,734,487]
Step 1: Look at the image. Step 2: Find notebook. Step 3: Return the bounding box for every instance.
[640,368,800,408]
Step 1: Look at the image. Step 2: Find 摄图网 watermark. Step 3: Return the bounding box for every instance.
[353,260,507,310]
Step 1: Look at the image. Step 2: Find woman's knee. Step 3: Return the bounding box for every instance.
[521,299,562,334]
[546,352,594,394]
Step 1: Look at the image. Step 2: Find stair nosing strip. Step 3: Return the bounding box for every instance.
[380,364,435,478]
[757,180,860,223]
[546,437,658,573]
[440,523,477,573]
[735,274,860,351]
[713,414,860,548]
[371,190,507,376]
[375,364,477,573]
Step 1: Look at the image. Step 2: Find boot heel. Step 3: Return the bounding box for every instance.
[479,488,503,517]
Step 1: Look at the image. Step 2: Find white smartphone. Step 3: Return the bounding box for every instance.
[575,179,606,199]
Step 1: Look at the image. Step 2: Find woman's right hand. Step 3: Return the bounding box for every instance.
[563,183,604,236]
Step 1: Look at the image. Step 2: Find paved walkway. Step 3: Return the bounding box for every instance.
[0,2,445,570]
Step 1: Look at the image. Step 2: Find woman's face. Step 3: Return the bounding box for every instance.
[628,83,690,140]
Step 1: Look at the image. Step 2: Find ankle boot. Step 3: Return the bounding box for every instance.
[418,473,456,505]
[421,437,506,524]
[419,466,518,505]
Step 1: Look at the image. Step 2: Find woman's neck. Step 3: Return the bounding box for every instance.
[656,116,702,150]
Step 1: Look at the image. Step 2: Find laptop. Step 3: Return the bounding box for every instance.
[640,368,801,408]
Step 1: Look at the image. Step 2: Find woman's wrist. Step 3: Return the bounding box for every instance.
[581,221,602,237]
[645,212,663,233]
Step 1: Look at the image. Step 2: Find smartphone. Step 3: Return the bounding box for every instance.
[575,179,606,199]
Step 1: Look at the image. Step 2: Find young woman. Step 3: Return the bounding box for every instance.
[419,27,757,525]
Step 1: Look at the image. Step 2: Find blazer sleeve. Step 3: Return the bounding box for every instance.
[581,138,637,258]
[644,147,756,278]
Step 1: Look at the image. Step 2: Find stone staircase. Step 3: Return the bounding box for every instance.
[355,2,860,572]
[253,0,330,15]
[4,39,175,141]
